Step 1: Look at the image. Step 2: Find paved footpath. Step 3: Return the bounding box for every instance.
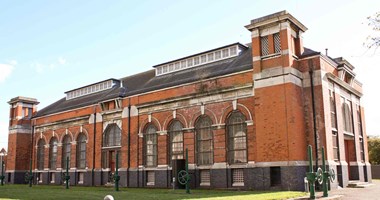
[327,180,380,200]
[292,180,380,200]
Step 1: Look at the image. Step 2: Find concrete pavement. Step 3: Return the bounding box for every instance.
[291,180,380,200]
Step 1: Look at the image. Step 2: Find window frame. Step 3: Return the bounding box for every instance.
[195,115,214,166]
[62,135,71,169]
[260,36,269,56]
[49,138,58,170]
[144,123,158,167]
[273,33,281,54]
[342,102,353,133]
[37,139,45,170]
[168,120,184,166]
[103,124,121,148]
[76,133,87,169]
[226,111,248,164]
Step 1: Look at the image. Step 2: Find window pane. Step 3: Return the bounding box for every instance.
[227,111,247,164]
[195,116,213,165]
[144,124,157,167]
[169,120,184,166]
[261,36,269,56]
[104,124,121,147]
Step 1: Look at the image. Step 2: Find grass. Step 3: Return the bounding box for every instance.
[0,184,306,200]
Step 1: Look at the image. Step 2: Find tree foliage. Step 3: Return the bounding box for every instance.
[368,137,380,165]
[364,12,380,51]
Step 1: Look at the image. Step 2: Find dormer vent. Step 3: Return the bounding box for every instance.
[153,43,247,76]
[65,79,119,100]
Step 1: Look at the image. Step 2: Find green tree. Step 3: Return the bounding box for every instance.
[364,12,380,51]
[368,137,380,165]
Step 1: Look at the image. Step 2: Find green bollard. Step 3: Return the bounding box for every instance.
[306,145,316,199]
[322,147,328,197]
[0,161,4,186]
[28,159,33,187]
[65,157,70,189]
[114,152,120,192]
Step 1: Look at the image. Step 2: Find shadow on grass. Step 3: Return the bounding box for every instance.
[0,184,306,200]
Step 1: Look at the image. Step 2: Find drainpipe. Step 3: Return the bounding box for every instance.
[92,106,97,186]
[127,99,131,187]
[309,63,319,170]
[137,110,140,188]
[30,122,35,184]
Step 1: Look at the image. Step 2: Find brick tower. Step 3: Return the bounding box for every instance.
[245,11,309,189]
[7,96,39,183]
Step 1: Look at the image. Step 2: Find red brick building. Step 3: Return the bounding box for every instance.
[6,11,371,190]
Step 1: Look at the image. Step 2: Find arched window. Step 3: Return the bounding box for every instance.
[144,123,157,167]
[37,139,45,170]
[168,120,184,165]
[62,135,71,169]
[226,111,247,164]
[103,124,121,147]
[49,138,58,169]
[330,96,337,129]
[195,115,213,165]
[342,102,353,133]
[76,133,86,169]
[101,124,121,170]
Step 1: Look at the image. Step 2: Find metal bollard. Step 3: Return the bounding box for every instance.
[114,152,120,192]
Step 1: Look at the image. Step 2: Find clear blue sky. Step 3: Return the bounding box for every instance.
[1,0,380,149]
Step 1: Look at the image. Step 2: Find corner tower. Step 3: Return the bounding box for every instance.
[7,96,39,183]
[245,11,309,189]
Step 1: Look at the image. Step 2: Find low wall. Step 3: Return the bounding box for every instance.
[372,165,380,179]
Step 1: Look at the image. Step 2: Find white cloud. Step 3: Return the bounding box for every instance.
[31,62,44,73]
[8,60,18,66]
[58,57,66,65]
[31,57,67,73]
[0,62,15,82]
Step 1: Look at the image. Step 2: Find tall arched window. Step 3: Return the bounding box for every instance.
[37,139,45,170]
[49,137,58,169]
[76,133,86,169]
[195,115,213,165]
[103,124,121,147]
[226,111,247,164]
[62,135,71,169]
[168,120,184,165]
[102,124,121,169]
[144,123,157,167]
[330,96,337,129]
[342,102,353,133]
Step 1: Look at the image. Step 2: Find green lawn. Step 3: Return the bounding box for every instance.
[0,185,306,200]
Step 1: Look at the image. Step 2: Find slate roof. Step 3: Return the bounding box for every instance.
[34,43,253,118]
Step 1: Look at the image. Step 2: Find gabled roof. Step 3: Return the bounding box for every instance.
[34,44,253,118]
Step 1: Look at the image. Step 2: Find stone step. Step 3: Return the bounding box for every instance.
[347,181,373,188]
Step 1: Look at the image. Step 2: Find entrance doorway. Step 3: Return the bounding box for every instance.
[102,150,120,171]
[344,139,356,180]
